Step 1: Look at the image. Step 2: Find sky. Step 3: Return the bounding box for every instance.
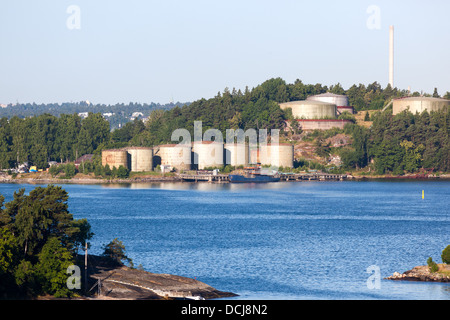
[0,0,449,105]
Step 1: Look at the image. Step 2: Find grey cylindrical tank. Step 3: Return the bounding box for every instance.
[307,93,349,107]
[156,144,192,171]
[259,143,294,168]
[193,141,224,170]
[279,100,337,119]
[224,143,249,167]
[393,97,450,115]
[126,147,153,172]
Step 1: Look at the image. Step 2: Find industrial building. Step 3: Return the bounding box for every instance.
[126,147,153,172]
[256,143,294,169]
[279,100,337,119]
[392,97,450,115]
[224,143,249,167]
[102,149,128,169]
[102,140,295,173]
[307,93,349,108]
[279,93,354,131]
[192,141,224,170]
[153,144,192,171]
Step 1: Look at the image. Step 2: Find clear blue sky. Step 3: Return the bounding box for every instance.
[0,0,449,105]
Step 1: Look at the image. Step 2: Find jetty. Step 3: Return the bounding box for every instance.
[179,172,347,182]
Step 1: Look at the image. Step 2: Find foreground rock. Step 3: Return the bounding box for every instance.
[85,255,237,300]
[385,264,450,283]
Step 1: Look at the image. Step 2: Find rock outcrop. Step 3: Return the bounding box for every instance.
[385,265,450,283]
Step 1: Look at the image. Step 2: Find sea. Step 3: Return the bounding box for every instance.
[1,180,449,300]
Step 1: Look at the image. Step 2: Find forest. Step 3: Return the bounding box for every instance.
[0,185,93,298]
[0,78,449,174]
[0,101,184,130]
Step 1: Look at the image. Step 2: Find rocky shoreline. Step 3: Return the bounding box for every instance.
[385,265,450,283]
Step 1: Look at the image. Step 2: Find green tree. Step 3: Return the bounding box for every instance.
[442,245,450,264]
[36,237,75,297]
[102,238,133,266]
[63,163,77,179]
[116,165,129,179]
[427,257,439,273]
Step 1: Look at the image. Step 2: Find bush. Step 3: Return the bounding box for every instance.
[102,238,133,267]
[442,245,450,264]
[427,257,439,273]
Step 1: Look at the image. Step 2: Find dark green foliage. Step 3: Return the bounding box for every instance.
[427,257,439,273]
[0,113,110,169]
[102,238,133,267]
[442,245,450,264]
[0,185,93,298]
[369,109,450,173]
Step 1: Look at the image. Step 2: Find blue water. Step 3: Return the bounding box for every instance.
[1,180,449,300]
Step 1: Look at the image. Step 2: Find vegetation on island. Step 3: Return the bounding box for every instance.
[0,185,92,298]
[0,185,134,299]
[427,245,450,275]
[0,78,449,176]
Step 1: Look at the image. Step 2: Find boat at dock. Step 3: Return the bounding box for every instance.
[229,173,280,183]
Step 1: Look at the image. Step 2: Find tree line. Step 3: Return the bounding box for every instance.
[0,78,448,174]
[339,108,450,174]
[0,113,110,170]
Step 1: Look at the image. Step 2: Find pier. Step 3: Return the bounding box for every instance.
[179,173,230,182]
[179,172,347,182]
[279,173,347,181]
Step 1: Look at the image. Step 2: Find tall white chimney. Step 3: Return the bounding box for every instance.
[389,26,394,88]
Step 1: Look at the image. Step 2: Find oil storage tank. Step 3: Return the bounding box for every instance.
[307,93,349,107]
[126,147,153,172]
[155,144,192,171]
[224,143,249,167]
[279,100,337,119]
[193,141,224,170]
[102,149,128,169]
[393,97,450,115]
[258,143,294,168]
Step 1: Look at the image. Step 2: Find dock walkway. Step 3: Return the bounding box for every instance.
[179,172,347,182]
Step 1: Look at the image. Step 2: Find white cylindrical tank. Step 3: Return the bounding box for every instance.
[102,149,128,169]
[279,100,337,119]
[393,97,450,115]
[307,93,349,107]
[193,141,224,170]
[156,144,192,171]
[259,143,294,168]
[224,143,249,167]
[126,147,153,172]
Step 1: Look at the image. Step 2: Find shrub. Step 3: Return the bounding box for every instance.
[427,257,439,273]
[102,238,133,267]
[442,245,450,264]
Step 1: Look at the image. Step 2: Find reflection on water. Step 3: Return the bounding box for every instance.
[101,181,307,192]
[0,180,449,300]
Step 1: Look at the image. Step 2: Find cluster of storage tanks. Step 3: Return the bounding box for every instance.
[102,142,294,172]
[279,93,355,130]
[279,93,449,119]
[279,93,354,120]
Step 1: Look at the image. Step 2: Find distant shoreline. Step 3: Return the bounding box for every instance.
[0,173,449,185]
